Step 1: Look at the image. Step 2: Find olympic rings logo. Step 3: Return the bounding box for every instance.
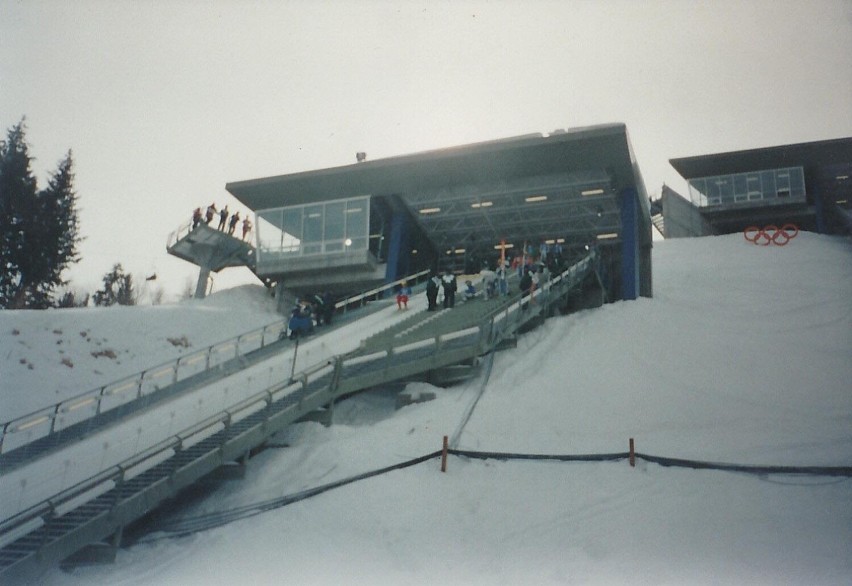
[743,224,799,246]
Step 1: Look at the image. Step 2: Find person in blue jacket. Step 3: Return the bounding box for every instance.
[288,300,314,339]
[396,281,412,310]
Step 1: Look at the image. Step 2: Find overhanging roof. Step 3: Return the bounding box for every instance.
[227,123,645,208]
[669,137,852,180]
[226,123,649,253]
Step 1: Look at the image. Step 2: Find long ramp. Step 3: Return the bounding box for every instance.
[0,253,599,583]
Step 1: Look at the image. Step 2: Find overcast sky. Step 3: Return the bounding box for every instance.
[2,0,851,300]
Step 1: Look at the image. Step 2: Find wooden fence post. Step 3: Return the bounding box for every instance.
[629,437,635,468]
[441,435,448,472]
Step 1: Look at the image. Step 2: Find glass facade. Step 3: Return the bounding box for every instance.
[256,196,369,263]
[687,167,805,207]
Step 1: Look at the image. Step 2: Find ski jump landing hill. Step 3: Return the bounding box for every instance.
[0,253,601,583]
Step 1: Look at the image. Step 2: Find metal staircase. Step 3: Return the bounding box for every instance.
[0,253,599,583]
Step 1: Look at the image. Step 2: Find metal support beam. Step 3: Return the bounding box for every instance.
[619,188,640,300]
[385,210,410,285]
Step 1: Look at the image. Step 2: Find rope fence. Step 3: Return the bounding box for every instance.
[136,437,852,543]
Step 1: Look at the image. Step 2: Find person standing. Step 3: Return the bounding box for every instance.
[497,261,509,297]
[218,206,229,230]
[426,274,440,311]
[442,270,457,309]
[228,211,240,236]
[242,216,252,241]
[191,207,202,230]
[480,263,497,300]
[396,280,412,310]
[321,291,335,325]
[205,203,217,224]
[519,267,533,310]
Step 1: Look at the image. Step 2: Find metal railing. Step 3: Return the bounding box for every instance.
[0,269,431,457]
[166,218,197,249]
[0,253,597,580]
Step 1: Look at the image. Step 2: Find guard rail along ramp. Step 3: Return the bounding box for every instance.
[0,253,598,583]
[0,268,431,467]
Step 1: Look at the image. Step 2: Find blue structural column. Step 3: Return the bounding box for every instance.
[385,209,410,284]
[813,185,826,234]
[620,188,640,301]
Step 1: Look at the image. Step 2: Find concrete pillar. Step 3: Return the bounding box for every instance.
[194,266,211,299]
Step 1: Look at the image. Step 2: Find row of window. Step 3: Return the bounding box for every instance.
[688,167,806,207]
[255,196,370,261]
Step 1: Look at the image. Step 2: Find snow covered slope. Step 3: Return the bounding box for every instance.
[5,233,851,585]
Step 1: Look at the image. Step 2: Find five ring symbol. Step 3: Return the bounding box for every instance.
[743,224,799,246]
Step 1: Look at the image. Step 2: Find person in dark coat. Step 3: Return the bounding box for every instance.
[320,291,335,325]
[310,293,326,325]
[442,270,457,309]
[218,206,229,230]
[426,274,440,311]
[191,207,202,230]
[519,267,533,310]
[228,211,240,235]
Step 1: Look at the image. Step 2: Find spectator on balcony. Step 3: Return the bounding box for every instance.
[228,211,240,236]
[205,203,217,224]
[191,207,202,230]
[218,206,229,231]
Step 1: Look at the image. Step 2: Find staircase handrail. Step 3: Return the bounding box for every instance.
[0,269,432,455]
[0,254,598,548]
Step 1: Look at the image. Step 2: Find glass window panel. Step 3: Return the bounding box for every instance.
[760,171,776,198]
[345,199,368,248]
[256,209,284,256]
[716,175,733,204]
[282,208,302,239]
[324,201,345,241]
[775,169,791,197]
[704,176,721,205]
[789,167,805,197]
[733,174,748,201]
[688,179,706,205]
[303,204,323,243]
[278,208,300,253]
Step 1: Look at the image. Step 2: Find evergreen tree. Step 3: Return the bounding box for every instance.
[0,119,81,309]
[55,289,90,308]
[93,263,136,307]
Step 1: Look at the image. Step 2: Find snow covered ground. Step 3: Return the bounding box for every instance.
[3,232,851,585]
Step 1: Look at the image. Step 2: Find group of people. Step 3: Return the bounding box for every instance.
[191,203,252,241]
[425,270,459,311]
[284,292,336,339]
[477,260,510,300]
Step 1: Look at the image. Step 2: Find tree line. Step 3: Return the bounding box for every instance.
[1,119,158,309]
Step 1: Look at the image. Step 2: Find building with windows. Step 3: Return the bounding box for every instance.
[661,137,852,238]
[168,124,652,304]
[220,123,653,304]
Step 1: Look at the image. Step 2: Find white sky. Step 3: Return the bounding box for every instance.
[2,0,851,299]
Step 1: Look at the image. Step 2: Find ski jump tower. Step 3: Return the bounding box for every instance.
[166,222,256,299]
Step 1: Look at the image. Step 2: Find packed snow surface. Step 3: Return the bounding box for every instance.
[2,233,851,585]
